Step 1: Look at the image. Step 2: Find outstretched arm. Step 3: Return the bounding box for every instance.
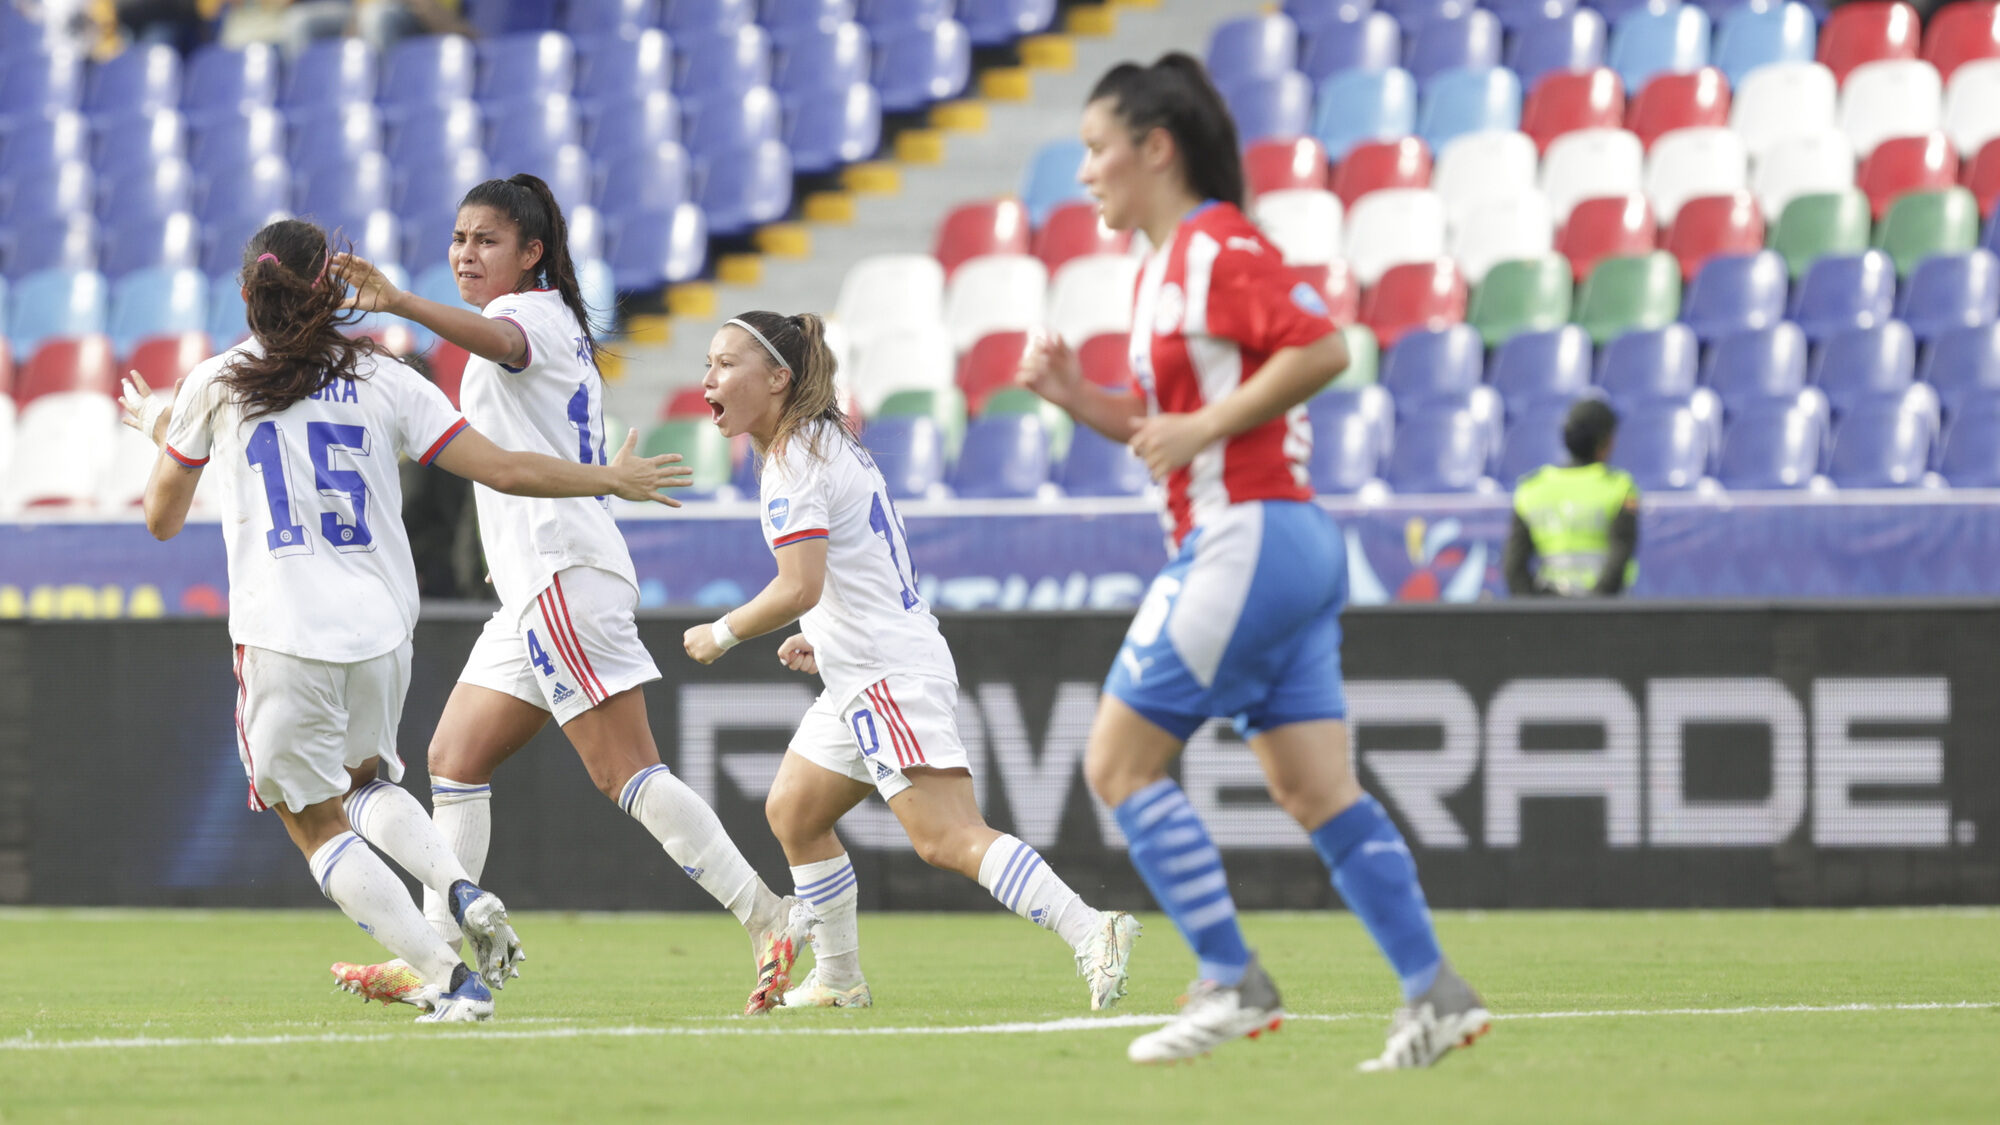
[683,539,829,663]
[433,427,691,505]
[330,253,529,367]
[120,373,199,540]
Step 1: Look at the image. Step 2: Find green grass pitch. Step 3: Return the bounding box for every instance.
[1,908,1995,1124]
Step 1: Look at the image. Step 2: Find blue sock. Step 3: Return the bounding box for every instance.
[1114,779,1252,986]
[1310,795,1443,1002]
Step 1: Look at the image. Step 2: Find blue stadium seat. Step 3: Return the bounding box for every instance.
[8,158,92,221]
[1283,0,1375,29]
[1920,322,2000,419]
[327,210,401,268]
[94,158,194,223]
[772,20,871,93]
[574,30,674,105]
[1895,250,2000,345]
[0,112,89,179]
[7,267,107,354]
[181,43,280,118]
[674,24,772,97]
[380,35,478,107]
[202,208,288,276]
[1506,9,1608,92]
[197,154,291,228]
[463,0,559,36]
[1385,404,1494,492]
[952,413,1052,498]
[1485,0,1579,33]
[1381,324,1484,404]
[1717,398,1825,488]
[387,100,483,165]
[1308,391,1391,492]
[608,203,707,288]
[1706,323,1810,418]
[585,89,681,159]
[4,212,96,280]
[1416,66,1521,153]
[960,0,1056,47]
[1300,11,1401,82]
[1790,250,1897,344]
[295,151,393,228]
[1607,3,1710,93]
[1681,251,1789,343]
[1490,324,1594,416]
[564,0,661,37]
[783,82,881,174]
[207,270,248,346]
[396,146,489,221]
[1207,15,1300,85]
[594,140,692,215]
[1827,390,1939,488]
[482,94,583,164]
[283,38,376,108]
[1406,10,1503,90]
[1598,323,1700,404]
[1312,67,1418,161]
[1590,0,1671,23]
[286,102,384,173]
[1712,1,1818,88]
[500,144,593,218]
[871,18,970,113]
[1309,385,1394,460]
[0,50,84,123]
[87,43,180,116]
[1058,424,1149,497]
[106,266,206,354]
[1812,322,1917,419]
[665,0,756,34]
[401,210,460,276]
[865,413,949,500]
[1219,72,1315,146]
[1937,398,2000,486]
[683,85,781,156]
[1380,0,1473,26]
[97,212,196,280]
[91,110,187,181]
[1609,401,1709,490]
[1021,138,1088,228]
[187,106,285,173]
[1497,402,1577,484]
[768,0,855,32]
[695,139,792,237]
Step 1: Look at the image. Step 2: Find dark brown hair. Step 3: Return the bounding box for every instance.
[224,218,381,420]
[730,310,850,462]
[459,173,601,359]
[1087,52,1246,210]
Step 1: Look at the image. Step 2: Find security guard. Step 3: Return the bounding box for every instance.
[1504,398,1639,597]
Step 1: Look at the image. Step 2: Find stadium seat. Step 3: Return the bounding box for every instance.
[1467,253,1571,346]
[484,92,585,167]
[1433,129,1539,228]
[1856,132,1957,222]
[1331,322,1379,389]
[1246,137,1329,197]
[1791,250,1897,341]
[858,416,948,502]
[2,211,94,281]
[1497,401,1577,484]
[1451,192,1556,285]
[955,331,1027,415]
[594,140,691,217]
[1663,193,1766,280]
[1285,261,1357,327]
[981,386,1073,462]
[397,146,490,219]
[961,0,1055,46]
[1970,138,2000,220]
[1839,58,1943,160]
[1343,188,1445,285]
[1299,11,1402,83]
[1331,137,1430,209]
[1031,201,1130,273]
[834,254,945,352]
[1680,249,1787,342]
[1312,68,1418,161]
[1713,1,1817,88]
[1937,395,2000,484]
[1825,387,1938,487]
[694,139,791,237]
[123,331,209,396]
[1607,3,1710,94]
[0,50,83,124]
[88,42,181,117]
[1875,187,1980,275]
[1574,250,1680,344]
[1626,68,1729,151]
[1047,255,1137,345]
[385,99,482,167]
[1599,321,1699,400]
[1921,321,2000,417]
[99,212,199,281]
[0,112,90,180]
[1768,190,1870,280]
[465,0,562,36]
[874,385,966,458]
[15,333,116,408]
[870,18,970,113]
[1521,67,1624,153]
[1943,59,2000,162]
[1384,404,1494,493]
[1608,401,1708,490]
[105,267,205,355]
[1207,14,1299,84]
[606,202,706,288]
[1416,66,1520,154]
[10,159,93,222]
[1730,61,1839,161]
[187,105,285,172]
[1541,126,1645,223]
[1219,72,1314,146]
[682,85,781,158]
[4,392,116,509]
[285,102,384,176]
[1506,10,1609,94]
[783,81,881,174]
[665,0,754,33]
[575,30,672,105]
[381,35,478,107]
[944,255,1045,354]
[205,272,247,346]
[1381,323,1484,407]
[1306,390,1390,493]
[673,24,770,98]
[1752,130,1857,222]
[1019,138,1088,227]
[641,419,733,496]
[181,43,280,118]
[1896,250,2000,343]
[1059,423,1150,498]
[661,385,711,419]
[1406,10,1503,90]
[1556,194,1658,280]
[1812,321,1917,418]
[1707,323,1810,417]
[1491,324,1593,416]
[586,90,682,164]
[91,109,188,181]
[294,151,392,228]
[284,36,376,108]
[1716,397,1826,487]
[949,413,1050,499]
[1818,1,1921,86]
[1076,332,1135,392]
[1359,258,1468,348]
[1646,128,1748,228]
[1921,1,2000,83]
[935,199,1032,278]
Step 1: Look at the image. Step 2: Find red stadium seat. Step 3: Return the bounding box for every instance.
[1662,192,1766,278]
[1359,259,1467,350]
[1522,67,1625,154]
[1966,136,2000,218]
[1626,68,1730,151]
[1921,0,2000,83]
[934,198,1032,278]
[956,330,1030,414]
[1246,136,1329,196]
[0,339,13,401]
[1817,1,1921,86]
[662,386,712,419]
[1031,200,1132,273]
[16,334,116,409]
[1289,260,1360,326]
[1556,194,1659,279]
[1076,332,1134,392]
[125,332,211,397]
[1857,132,1959,219]
[1330,136,1430,209]
[427,341,469,408]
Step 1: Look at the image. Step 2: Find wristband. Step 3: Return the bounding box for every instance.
[138,395,166,443]
[711,616,740,652]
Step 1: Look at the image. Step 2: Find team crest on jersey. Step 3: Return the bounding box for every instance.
[1290,281,1330,317]
[1153,282,1186,336]
[767,497,790,530]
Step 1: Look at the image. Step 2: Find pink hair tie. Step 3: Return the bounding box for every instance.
[257,253,279,265]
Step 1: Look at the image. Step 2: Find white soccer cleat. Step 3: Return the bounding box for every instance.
[331,958,438,1009]
[780,967,873,1009]
[1126,956,1284,1064]
[447,879,525,990]
[415,964,494,1024]
[745,896,814,1015]
[1357,961,1490,1072]
[1076,911,1141,1011]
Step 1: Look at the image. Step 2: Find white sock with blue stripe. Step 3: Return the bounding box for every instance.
[791,854,862,988]
[619,763,779,928]
[308,831,458,987]
[976,834,1098,951]
[344,780,472,898]
[419,775,492,949]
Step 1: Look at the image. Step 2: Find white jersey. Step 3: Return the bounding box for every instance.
[460,288,638,615]
[163,341,468,662]
[758,419,956,705]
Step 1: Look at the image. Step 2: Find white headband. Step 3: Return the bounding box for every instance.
[727,317,788,371]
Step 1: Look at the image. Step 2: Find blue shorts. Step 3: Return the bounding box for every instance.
[1105,500,1348,741]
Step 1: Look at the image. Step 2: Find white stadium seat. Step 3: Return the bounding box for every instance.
[1250,187,1344,266]
[1752,129,1856,220]
[1838,58,1943,160]
[1434,129,1539,231]
[833,253,946,351]
[1449,190,1555,284]
[1731,61,1837,160]
[847,324,955,415]
[1342,187,1447,286]
[4,393,116,511]
[1943,58,2000,158]
[943,253,1047,353]
[1046,254,1139,344]
[1539,127,1645,224]
[1646,126,1749,225]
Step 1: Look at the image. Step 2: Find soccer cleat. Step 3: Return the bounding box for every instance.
[744,896,813,1015]
[1126,954,1284,1064]
[330,958,435,1009]
[415,963,494,1024]
[1358,960,1491,1072]
[1076,911,1141,1011]
[448,879,525,990]
[780,967,873,1009]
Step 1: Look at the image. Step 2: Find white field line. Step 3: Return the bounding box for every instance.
[1,1001,1994,1053]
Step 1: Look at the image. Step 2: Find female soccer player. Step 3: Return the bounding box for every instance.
[122,217,692,1021]
[329,175,810,1013]
[681,310,1140,1010]
[1017,55,1490,1067]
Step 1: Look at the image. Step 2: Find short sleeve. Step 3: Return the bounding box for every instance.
[161,364,223,467]
[382,359,469,464]
[759,447,830,550]
[482,292,567,375]
[1202,241,1338,354]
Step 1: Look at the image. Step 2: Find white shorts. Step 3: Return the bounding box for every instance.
[459,566,661,726]
[233,641,410,815]
[790,674,970,801]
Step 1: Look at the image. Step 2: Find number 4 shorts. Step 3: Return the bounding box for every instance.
[459,566,663,726]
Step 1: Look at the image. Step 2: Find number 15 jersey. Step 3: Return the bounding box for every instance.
[758,419,956,705]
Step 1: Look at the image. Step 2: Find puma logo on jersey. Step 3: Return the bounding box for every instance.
[1225,236,1264,254]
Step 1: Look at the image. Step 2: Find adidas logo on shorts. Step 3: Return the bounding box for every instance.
[551,683,575,705]
[873,762,893,781]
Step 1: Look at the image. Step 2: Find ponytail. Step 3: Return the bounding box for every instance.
[224,218,380,420]
[729,309,850,463]
[460,173,603,360]
[1087,52,1246,210]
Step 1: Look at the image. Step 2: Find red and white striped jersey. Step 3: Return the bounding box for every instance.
[1127,201,1337,547]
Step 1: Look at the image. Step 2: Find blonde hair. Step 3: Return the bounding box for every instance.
[728,310,852,463]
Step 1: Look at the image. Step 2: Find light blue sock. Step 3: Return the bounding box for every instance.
[1114,779,1252,986]
[1310,795,1443,1002]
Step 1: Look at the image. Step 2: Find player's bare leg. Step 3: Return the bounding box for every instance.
[765,752,876,1008]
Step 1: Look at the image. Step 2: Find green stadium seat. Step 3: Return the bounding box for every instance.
[1873,187,1981,277]
[1326,323,1378,390]
[875,386,968,459]
[1770,190,1873,280]
[641,420,733,494]
[1573,252,1681,345]
[980,385,1075,462]
[1467,255,1574,348]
